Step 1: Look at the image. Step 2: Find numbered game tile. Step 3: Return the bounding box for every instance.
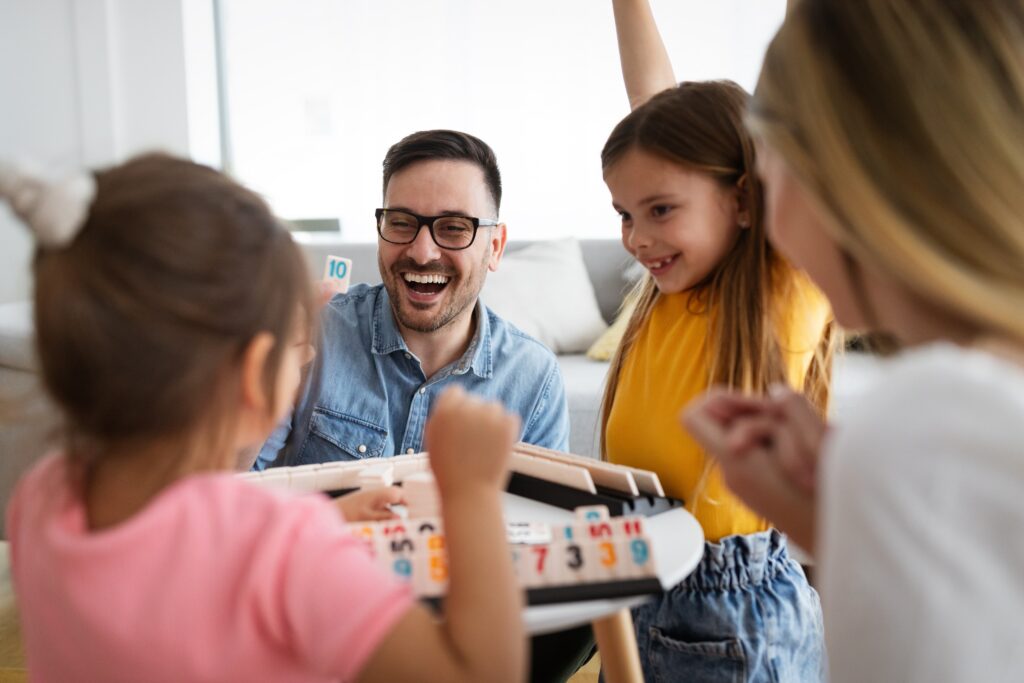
[574,505,610,523]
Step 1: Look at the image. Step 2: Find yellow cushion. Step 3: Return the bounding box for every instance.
[585,296,638,361]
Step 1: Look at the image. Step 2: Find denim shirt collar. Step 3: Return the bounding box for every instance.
[371,288,493,379]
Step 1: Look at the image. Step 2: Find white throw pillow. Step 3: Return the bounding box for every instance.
[481,238,608,354]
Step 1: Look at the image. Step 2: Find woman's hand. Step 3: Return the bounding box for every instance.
[682,385,828,553]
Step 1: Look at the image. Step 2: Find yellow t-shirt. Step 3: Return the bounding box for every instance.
[606,277,831,542]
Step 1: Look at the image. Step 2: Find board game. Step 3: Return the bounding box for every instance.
[240,445,704,608]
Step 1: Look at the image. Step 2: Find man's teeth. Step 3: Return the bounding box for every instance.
[403,273,451,285]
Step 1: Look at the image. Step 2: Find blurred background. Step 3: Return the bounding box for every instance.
[0,0,785,304]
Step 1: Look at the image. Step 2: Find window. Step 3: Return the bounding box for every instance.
[215,0,785,240]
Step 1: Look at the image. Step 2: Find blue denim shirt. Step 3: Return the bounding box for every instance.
[255,283,569,468]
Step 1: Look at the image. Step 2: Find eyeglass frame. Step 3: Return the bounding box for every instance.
[375,208,499,251]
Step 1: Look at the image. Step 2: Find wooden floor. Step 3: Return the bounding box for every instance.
[0,545,25,683]
[568,654,601,683]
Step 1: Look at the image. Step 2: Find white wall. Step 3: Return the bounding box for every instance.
[0,0,785,299]
[0,0,199,303]
[219,0,785,242]
[0,1,81,304]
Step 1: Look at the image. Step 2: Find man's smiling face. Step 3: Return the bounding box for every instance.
[378,159,502,334]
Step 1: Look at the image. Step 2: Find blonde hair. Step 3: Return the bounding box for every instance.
[599,83,835,505]
[749,0,1024,343]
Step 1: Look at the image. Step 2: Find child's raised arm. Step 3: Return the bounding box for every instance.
[611,0,676,110]
[357,387,525,683]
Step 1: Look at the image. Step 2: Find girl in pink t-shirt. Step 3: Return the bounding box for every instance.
[1,154,524,683]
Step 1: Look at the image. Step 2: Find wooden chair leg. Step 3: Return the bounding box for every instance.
[592,608,643,683]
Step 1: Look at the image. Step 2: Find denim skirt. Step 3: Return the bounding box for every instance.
[630,529,825,683]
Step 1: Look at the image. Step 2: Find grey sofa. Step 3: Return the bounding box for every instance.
[0,238,631,537]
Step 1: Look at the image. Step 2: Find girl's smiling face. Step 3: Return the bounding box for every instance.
[604,146,745,294]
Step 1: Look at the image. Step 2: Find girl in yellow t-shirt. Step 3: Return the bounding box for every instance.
[598,2,834,681]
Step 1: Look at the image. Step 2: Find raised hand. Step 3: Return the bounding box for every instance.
[423,386,521,498]
[611,0,677,109]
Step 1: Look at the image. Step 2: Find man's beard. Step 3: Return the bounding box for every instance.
[379,254,487,334]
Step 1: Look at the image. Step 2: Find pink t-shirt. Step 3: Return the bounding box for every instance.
[7,455,414,683]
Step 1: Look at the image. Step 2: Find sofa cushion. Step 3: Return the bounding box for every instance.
[556,353,611,459]
[576,240,633,323]
[586,291,640,362]
[0,301,35,371]
[481,238,608,354]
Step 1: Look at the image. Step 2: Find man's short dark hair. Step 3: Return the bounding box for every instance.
[382,130,502,214]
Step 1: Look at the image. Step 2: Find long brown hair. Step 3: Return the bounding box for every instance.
[31,153,315,466]
[599,81,835,460]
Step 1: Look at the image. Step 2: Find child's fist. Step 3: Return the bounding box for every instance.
[424,386,520,497]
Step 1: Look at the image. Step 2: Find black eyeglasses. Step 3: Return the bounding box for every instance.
[375,208,498,251]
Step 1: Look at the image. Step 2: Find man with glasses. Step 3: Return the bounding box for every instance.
[256,130,586,683]
[255,129,568,471]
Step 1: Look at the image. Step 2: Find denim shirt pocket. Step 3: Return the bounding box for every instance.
[308,408,388,460]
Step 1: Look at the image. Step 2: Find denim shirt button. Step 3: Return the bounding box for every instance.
[404,353,412,360]
[357,444,367,454]
[406,448,415,455]
[419,387,426,395]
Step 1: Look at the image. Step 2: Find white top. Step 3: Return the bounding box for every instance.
[820,343,1024,683]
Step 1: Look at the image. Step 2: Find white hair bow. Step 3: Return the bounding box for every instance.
[0,162,96,248]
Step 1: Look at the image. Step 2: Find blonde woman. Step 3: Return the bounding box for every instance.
[598,1,833,680]
[686,1,1024,682]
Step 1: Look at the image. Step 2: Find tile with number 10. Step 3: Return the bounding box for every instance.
[323,255,352,296]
